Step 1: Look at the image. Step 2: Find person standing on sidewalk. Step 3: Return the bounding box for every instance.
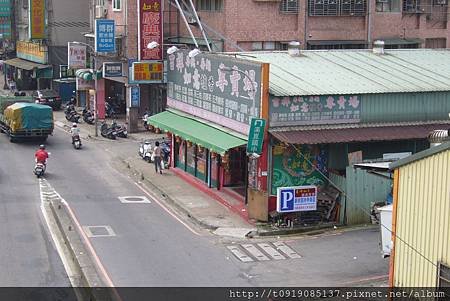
[153,141,162,174]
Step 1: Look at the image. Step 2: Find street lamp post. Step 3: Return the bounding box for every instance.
[70,41,99,137]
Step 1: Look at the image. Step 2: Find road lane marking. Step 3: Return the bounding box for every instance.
[118,196,151,204]
[257,243,286,260]
[226,246,254,262]
[241,244,270,261]
[134,182,201,236]
[272,242,302,259]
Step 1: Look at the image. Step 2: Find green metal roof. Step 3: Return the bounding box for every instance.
[389,141,450,170]
[147,111,247,155]
[234,49,450,96]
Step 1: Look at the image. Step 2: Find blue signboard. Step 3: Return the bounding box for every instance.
[103,62,123,77]
[128,58,138,84]
[95,19,115,53]
[277,186,317,213]
[130,85,140,108]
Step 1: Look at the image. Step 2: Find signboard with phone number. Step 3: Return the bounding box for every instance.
[277,186,317,213]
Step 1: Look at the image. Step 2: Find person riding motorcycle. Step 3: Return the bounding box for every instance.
[35,145,49,164]
[70,123,81,144]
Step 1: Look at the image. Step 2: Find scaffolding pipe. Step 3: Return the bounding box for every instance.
[173,0,199,48]
[187,0,212,52]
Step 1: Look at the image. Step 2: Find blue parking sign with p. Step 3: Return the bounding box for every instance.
[277,186,317,213]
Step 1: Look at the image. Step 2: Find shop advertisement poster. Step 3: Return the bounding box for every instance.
[95,19,115,53]
[167,51,263,135]
[277,186,318,213]
[103,62,123,77]
[130,85,140,107]
[29,0,45,39]
[271,144,327,196]
[68,44,87,69]
[270,95,361,126]
[138,0,162,61]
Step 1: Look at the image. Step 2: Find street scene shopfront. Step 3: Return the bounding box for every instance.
[148,51,266,200]
[235,50,450,225]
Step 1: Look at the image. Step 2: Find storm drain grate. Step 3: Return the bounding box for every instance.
[83,226,116,238]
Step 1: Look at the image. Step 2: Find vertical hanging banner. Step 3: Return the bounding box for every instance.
[138,0,163,61]
[29,0,46,39]
[95,19,115,53]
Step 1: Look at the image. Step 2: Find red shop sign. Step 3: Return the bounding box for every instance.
[138,0,163,61]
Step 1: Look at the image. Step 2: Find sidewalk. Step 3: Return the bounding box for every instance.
[53,111,257,237]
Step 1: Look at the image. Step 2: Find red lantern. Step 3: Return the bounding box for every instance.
[211,152,217,159]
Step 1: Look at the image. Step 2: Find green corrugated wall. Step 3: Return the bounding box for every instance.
[361,92,450,123]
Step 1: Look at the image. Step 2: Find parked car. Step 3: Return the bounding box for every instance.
[32,90,62,110]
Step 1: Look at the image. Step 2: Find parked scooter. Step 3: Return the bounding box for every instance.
[73,135,82,149]
[105,101,119,118]
[138,140,153,162]
[111,120,128,138]
[65,110,81,123]
[100,121,117,140]
[82,108,95,125]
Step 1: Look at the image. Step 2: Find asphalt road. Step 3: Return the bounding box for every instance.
[0,135,69,286]
[0,127,388,288]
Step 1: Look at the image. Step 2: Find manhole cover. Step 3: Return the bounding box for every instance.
[118,196,151,204]
[83,226,116,237]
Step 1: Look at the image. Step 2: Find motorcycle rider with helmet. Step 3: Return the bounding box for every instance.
[35,144,49,165]
[70,123,81,145]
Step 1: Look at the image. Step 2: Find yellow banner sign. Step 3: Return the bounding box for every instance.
[133,62,163,83]
[16,41,47,64]
[29,0,46,39]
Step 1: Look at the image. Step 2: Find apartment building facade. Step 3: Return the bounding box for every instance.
[170,0,450,51]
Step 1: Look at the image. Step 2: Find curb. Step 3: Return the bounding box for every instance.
[120,158,219,231]
[48,198,113,300]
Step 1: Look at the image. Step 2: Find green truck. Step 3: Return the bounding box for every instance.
[0,97,54,142]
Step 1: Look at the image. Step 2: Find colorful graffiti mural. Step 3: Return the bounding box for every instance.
[271,144,328,195]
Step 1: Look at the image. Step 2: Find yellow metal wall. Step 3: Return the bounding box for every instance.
[393,149,450,286]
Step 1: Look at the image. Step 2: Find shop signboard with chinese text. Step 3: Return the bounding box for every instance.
[247,118,266,154]
[16,41,47,64]
[103,62,123,77]
[277,186,317,213]
[270,95,361,126]
[95,19,115,53]
[0,0,13,38]
[60,65,76,78]
[138,0,162,61]
[76,77,95,90]
[130,85,140,107]
[68,44,87,69]
[29,0,45,39]
[167,51,262,135]
[132,61,163,83]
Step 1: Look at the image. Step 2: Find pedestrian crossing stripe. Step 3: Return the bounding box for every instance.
[227,242,302,262]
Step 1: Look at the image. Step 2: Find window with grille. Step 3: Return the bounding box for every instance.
[309,0,366,16]
[280,0,299,13]
[113,0,121,10]
[376,0,401,12]
[196,0,223,11]
[252,41,290,51]
[403,0,421,13]
[438,263,450,287]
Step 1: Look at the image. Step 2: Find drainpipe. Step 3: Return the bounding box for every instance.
[367,0,372,48]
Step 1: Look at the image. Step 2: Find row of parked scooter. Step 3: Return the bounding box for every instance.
[64,102,95,125]
[100,121,128,140]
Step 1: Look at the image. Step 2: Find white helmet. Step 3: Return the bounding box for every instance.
[72,123,77,127]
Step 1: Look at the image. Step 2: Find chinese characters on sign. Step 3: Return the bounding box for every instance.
[270,95,361,126]
[103,62,123,77]
[29,0,45,39]
[247,118,266,154]
[130,86,140,107]
[16,41,47,64]
[68,44,86,69]
[167,51,262,135]
[139,0,162,60]
[132,61,163,83]
[59,65,76,78]
[95,19,115,53]
[277,186,318,213]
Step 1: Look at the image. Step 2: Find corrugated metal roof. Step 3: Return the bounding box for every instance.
[389,140,450,170]
[270,123,450,145]
[234,49,450,96]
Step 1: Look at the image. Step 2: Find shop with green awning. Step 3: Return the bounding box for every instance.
[148,110,248,189]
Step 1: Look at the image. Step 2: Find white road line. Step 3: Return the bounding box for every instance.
[134,182,201,236]
[241,244,270,261]
[272,242,302,259]
[257,243,286,260]
[226,246,254,262]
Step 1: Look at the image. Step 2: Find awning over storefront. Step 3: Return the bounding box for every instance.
[148,111,247,155]
[270,123,450,145]
[4,58,51,70]
[75,69,102,80]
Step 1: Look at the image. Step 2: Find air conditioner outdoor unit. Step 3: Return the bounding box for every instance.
[95,5,107,19]
[376,0,388,3]
[436,0,447,5]
[186,15,197,24]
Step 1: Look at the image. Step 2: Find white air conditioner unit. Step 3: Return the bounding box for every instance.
[376,0,388,2]
[186,15,197,24]
[436,0,447,5]
[95,5,107,19]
